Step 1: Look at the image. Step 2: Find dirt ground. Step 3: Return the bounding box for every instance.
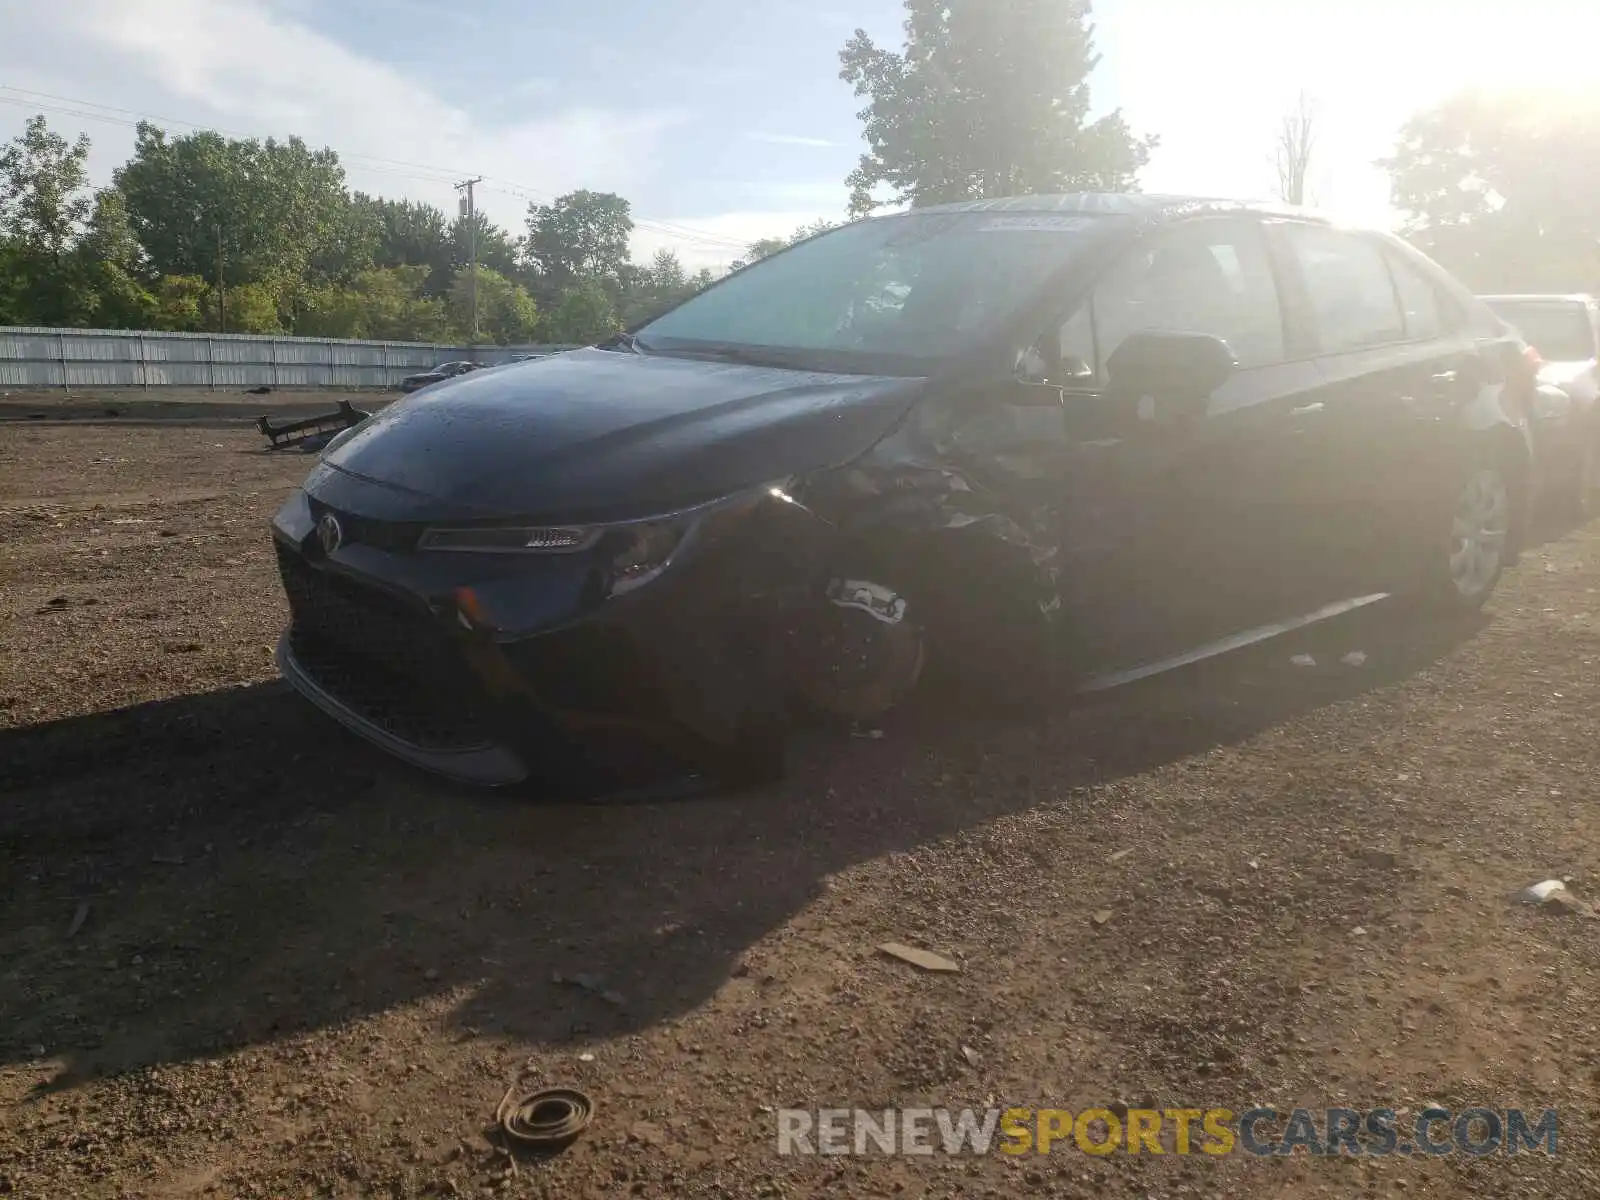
[3,400,1600,1198]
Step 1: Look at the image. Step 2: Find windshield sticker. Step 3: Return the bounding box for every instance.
[976,216,1099,232]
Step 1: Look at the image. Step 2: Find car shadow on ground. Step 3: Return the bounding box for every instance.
[0,599,1488,1092]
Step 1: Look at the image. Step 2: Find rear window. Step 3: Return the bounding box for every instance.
[1484,301,1597,361]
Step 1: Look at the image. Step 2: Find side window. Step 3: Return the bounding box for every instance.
[1386,253,1446,341]
[1072,220,1286,376]
[1281,225,1405,353]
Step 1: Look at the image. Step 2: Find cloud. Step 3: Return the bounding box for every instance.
[746,132,840,148]
[0,0,685,233]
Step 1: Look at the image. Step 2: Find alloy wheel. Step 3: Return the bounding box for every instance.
[1448,468,1510,599]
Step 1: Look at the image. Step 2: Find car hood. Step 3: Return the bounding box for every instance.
[321,347,926,522]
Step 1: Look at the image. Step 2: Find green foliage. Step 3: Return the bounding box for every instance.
[619,249,712,324]
[838,0,1154,214]
[293,266,451,342]
[730,220,840,272]
[541,279,621,345]
[449,266,540,344]
[452,211,520,281]
[152,275,211,332]
[0,115,92,258]
[525,190,634,301]
[205,281,285,335]
[1383,90,1600,291]
[114,122,355,292]
[0,115,716,341]
[357,194,454,285]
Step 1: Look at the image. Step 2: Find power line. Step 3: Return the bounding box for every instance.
[0,85,762,254]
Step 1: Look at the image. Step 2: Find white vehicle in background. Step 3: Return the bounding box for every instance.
[1481,294,1600,515]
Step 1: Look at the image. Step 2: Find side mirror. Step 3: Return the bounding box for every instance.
[1105,331,1237,421]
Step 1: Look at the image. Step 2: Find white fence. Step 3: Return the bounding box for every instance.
[0,327,579,391]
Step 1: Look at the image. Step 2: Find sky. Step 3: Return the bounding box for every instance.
[2,0,1597,273]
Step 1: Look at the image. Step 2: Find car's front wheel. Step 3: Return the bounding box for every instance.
[1415,461,1514,612]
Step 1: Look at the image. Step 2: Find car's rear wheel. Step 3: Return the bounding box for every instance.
[1415,462,1513,612]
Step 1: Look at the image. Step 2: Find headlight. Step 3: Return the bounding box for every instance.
[604,520,692,597]
[418,478,794,597]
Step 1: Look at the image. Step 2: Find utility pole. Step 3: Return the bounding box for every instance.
[455,177,482,346]
[216,223,226,334]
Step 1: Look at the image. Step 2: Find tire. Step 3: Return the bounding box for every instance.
[1413,459,1515,613]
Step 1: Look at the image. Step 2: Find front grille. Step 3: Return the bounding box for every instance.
[306,501,425,554]
[274,541,491,750]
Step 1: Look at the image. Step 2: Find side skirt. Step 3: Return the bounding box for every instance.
[1075,593,1392,695]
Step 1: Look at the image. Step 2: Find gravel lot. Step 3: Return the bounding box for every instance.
[3,401,1599,1198]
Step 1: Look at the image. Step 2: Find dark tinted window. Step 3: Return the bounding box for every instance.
[1062,219,1285,376]
[1386,255,1446,340]
[1282,225,1405,353]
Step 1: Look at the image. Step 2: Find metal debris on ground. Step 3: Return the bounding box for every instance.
[495,1084,595,1152]
[1342,651,1368,667]
[877,942,961,973]
[255,399,369,451]
[66,902,90,939]
[1290,654,1316,667]
[1519,879,1568,905]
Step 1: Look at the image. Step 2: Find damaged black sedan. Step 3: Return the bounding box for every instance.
[271,194,1535,796]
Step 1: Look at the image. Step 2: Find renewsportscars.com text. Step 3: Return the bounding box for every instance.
[777,1106,1559,1157]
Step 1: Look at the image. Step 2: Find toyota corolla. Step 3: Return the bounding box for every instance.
[271,194,1534,798]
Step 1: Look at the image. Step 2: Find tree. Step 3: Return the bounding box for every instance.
[358,194,454,284]
[619,249,713,324]
[0,115,91,258]
[72,192,160,328]
[524,190,633,302]
[114,123,355,295]
[731,237,789,272]
[451,211,519,281]
[729,219,841,271]
[293,265,451,341]
[541,279,620,344]
[838,0,1154,215]
[0,115,97,325]
[1382,89,1600,291]
[202,281,283,334]
[1273,92,1317,207]
[151,275,210,332]
[449,266,539,344]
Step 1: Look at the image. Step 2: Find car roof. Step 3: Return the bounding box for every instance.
[905,192,1321,223]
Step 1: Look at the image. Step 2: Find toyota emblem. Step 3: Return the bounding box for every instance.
[316,512,343,555]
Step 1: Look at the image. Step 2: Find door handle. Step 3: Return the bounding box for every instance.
[1289,402,1325,417]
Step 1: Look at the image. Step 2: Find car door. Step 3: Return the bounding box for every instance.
[1017,216,1329,675]
[1267,222,1484,599]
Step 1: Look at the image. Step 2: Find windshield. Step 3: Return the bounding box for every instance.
[636,211,1111,368]
[1486,300,1597,361]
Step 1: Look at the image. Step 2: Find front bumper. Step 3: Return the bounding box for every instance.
[269,486,825,792]
[275,632,528,786]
